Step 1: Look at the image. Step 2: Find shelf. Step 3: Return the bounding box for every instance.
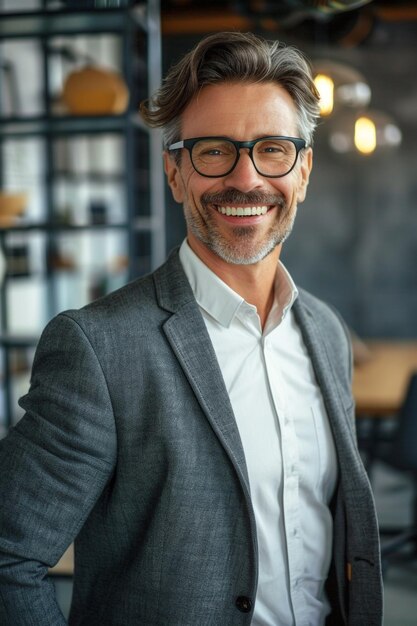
[51,171,126,183]
[0,0,165,431]
[0,218,165,234]
[0,7,146,39]
[0,222,129,234]
[0,334,39,348]
[0,113,148,138]
[132,216,164,232]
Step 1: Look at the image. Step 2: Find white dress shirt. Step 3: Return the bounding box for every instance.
[179,240,338,626]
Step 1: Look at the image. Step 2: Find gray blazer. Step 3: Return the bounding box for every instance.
[0,250,383,626]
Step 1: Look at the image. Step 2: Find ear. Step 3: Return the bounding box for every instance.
[163,151,185,204]
[296,147,313,203]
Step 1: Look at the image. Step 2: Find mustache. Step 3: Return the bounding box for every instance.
[201,189,286,208]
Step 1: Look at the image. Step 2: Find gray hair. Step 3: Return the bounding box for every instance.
[140,31,320,149]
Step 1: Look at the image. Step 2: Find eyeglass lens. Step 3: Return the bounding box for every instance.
[191,138,298,177]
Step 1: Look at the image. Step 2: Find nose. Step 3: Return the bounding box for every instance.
[222,149,264,192]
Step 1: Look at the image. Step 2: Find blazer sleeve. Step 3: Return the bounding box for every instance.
[0,313,117,625]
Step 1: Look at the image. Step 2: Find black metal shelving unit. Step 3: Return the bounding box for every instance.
[0,1,164,432]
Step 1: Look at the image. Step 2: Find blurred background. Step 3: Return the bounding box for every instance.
[1,0,417,427]
[0,1,416,623]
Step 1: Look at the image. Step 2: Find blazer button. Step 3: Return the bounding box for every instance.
[235,596,252,613]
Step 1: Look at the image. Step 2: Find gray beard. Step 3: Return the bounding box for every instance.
[198,219,295,265]
[185,189,295,265]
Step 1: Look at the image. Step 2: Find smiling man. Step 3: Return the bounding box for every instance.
[0,32,382,626]
[163,80,311,326]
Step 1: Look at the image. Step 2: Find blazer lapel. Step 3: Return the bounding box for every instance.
[153,250,251,491]
[293,295,378,534]
[293,294,382,586]
[293,296,357,453]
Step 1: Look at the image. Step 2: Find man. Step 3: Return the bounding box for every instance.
[0,32,382,625]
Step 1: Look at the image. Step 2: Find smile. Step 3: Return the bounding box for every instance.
[216,205,268,217]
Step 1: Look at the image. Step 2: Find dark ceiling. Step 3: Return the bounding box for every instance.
[161,0,417,46]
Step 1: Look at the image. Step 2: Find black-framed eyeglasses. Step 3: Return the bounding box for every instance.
[168,135,307,179]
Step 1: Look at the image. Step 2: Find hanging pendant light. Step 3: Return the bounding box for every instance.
[354,116,376,154]
[313,60,371,117]
[310,0,373,14]
[328,109,402,155]
[314,73,335,115]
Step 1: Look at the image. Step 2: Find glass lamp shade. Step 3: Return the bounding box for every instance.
[328,110,402,155]
[313,60,371,116]
[310,0,373,13]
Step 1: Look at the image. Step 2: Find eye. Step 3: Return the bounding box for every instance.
[258,142,286,154]
[204,148,224,156]
[256,139,295,159]
[195,141,235,159]
[263,145,284,153]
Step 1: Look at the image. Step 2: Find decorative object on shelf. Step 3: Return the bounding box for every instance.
[0,192,27,227]
[9,348,31,377]
[5,243,31,278]
[313,60,371,117]
[61,65,129,115]
[89,199,108,224]
[0,246,5,285]
[47,242,77,272]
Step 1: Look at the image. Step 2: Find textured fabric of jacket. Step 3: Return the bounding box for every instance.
[0,249,383,626]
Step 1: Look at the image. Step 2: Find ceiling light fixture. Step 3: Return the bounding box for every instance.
[329,110,402,155]
[313,60,372,117]
[310,0,373,14]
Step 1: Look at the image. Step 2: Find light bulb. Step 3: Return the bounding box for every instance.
[354,116,376,154]
[314,74,334,116]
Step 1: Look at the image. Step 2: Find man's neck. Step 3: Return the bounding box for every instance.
[187,237,281,329]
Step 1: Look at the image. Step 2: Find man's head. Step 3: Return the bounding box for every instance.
[141,31,320,150]
[140,32,320,267]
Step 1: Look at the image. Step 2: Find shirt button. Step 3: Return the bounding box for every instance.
[235,596,252,613]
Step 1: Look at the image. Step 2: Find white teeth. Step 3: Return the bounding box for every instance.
[217,205,268,216]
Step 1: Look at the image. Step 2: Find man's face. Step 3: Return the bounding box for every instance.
[164,81,313,266]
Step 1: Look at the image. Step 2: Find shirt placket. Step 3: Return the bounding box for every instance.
[262,333,306,626]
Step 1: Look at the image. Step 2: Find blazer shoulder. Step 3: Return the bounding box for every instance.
[50,250,193,339]
[40,272,161,350]
[295,288,353,378]
[297,288,351,344]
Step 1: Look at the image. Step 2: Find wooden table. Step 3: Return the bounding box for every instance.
[353,340,417,417]
[49,544,74,577]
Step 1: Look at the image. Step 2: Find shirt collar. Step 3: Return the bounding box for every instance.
[179,239,298,331]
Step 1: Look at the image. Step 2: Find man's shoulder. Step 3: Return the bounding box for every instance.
[53,250,186,334]
[295,287,351,352]
[55,250,192,325]
[297,287,347,327]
